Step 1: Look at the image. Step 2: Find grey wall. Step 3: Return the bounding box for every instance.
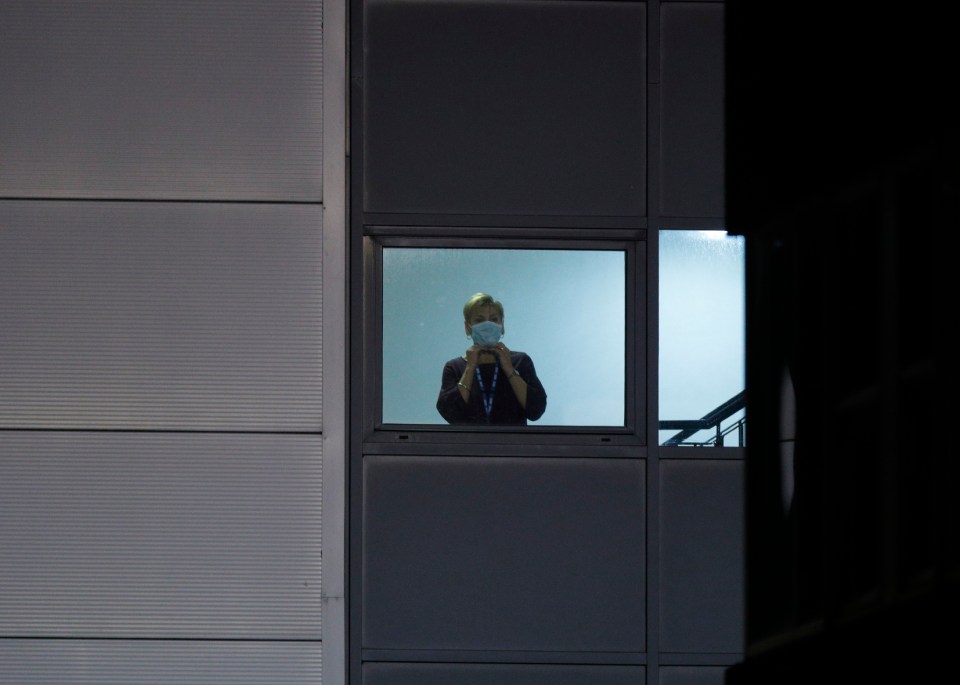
[0,2,733,684]
[0,1,340,682]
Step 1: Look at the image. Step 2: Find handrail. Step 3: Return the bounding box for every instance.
[659,390,746,446]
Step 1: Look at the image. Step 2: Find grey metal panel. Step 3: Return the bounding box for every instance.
[362,456,646,652]
[0,432,322,639]
[364,662,644,685]
[660,3,725,217]
[363,0,647,216]
[660,666,728,685]
[321,0,349,681]
[0,639,322,684]
[0,1,322,201]
[659,459,744,653]
[0,201,322,431]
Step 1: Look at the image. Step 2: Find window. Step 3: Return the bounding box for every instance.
[366,236,644,438]
[659,230,746,446]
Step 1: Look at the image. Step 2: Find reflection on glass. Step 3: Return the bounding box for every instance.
[382,248,625,426]
[659,230,745,445]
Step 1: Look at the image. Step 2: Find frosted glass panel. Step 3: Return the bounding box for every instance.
[659,231,745,445]
[382,248,625,426]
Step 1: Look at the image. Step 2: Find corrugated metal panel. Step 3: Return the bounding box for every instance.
[0,0,322,201]
[0,200,322,431]
[0,639,321,684]
[0,431,322,639]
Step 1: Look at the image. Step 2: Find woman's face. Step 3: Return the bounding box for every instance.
[464,305,503,337]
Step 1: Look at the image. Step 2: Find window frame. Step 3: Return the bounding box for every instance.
[360,229,648,453]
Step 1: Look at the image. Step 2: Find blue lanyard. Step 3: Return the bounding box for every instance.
[474,365,499,422]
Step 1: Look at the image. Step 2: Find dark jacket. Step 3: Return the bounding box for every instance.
[436,351,547,425]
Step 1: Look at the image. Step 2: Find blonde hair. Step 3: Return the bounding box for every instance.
[462,292,504,321]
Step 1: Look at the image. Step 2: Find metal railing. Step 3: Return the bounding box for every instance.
[659,390,746,447]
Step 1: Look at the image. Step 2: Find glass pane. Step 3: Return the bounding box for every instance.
[659,231,745,446]
[383,248,625,426]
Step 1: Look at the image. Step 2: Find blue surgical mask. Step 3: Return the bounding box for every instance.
[470,320,503,346]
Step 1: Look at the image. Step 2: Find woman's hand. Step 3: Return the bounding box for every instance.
[492,342,528,408]
[465,344,485,367]
[491,342,514,374]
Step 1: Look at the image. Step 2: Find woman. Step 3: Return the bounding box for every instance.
[436,292,547,425]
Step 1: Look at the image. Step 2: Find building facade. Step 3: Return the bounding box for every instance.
[0,2,736,684]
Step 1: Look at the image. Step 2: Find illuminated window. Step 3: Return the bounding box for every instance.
[379,245,629,428]
[659,230,745,446]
